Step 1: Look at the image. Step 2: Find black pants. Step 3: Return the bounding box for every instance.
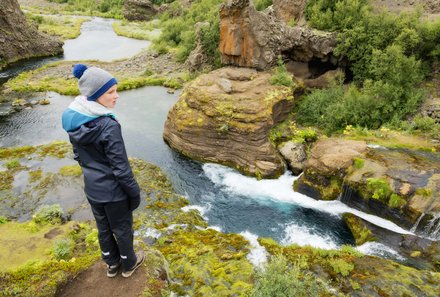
[89,199,136,271]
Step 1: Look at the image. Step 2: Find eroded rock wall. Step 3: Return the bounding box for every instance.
[219,0,336,70]
[0,0,63,69]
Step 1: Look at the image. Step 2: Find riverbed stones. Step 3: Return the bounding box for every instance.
[278,141,306,175]
[219,0,337,70]
[163,66,294,178]
[0,0,63,70]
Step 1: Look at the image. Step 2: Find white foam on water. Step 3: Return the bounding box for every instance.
[281,223,339,250]
[137,227,162,239]
[181,204,210,219]
[356,242,405,261]
[240,231,268,267]
[207,225,222,232]
[202,163,412,235]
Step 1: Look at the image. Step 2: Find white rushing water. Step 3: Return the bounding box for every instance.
[203,163,414,251]
[240,231,268,267]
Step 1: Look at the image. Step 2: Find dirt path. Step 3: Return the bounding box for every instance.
[56,261,148,297]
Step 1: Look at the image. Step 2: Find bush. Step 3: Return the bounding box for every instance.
[32,204,64,225]
[155,0,223,65]
[0,216,7,224]
[269,57,294,88]
[52,239,74,260]
[250,255,328,296]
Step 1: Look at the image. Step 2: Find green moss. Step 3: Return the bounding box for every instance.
[328,258,354,276]
[29,169,43,183]
[0,171,14,191]
[353,158,365,169]
[27,14,89,40]
[366,178,392,202]
[156,229,253,296]
[388,193,407,208]
[343,213,375,245]
[415,188,432,197]
[0,146,35,160]
[59,165,82,177]
[5,159,21,170]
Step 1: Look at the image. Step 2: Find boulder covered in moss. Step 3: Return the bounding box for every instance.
[295,138,440,235]
[163,66,294,178]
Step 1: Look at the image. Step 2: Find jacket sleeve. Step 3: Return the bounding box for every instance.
[69,135,81,165]
[101,121,140,199]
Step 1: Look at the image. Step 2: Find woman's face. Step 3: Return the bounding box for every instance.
[96,85,119,109]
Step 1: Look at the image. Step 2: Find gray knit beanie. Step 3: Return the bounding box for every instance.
[72,64,117,101]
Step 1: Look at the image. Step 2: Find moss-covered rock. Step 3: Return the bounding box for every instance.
[164,66,295,178]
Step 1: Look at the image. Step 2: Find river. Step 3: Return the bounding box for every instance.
[0,16,411,260]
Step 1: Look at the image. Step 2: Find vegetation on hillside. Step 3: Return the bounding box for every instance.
[44,0,125,18]
[295,0,440,134]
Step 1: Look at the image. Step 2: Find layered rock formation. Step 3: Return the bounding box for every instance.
[0,0,63,70]
[163,67,294,178]
[272,0,307,24]
[295,138,440,235]
[219,0,337,70]
[123,0,158,21]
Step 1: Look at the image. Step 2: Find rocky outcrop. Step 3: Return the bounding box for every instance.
[295,138,440,234]
[185,22,211,72]
[343,213,440,271]
[163,66,295,178]
[219,0,337,70]
[272,0,307,25]
[123,0,158,21]
[0,0,63,70]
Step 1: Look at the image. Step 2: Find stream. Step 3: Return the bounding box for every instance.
[0,16,413,261]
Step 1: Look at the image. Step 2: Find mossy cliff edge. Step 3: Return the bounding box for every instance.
[295,138,440,236]
[1,142,440,296]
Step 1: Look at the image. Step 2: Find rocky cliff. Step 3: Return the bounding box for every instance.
[163,67,294,178]
[0,0,63,70]
[295,138,440,237]
[219,0,337,70]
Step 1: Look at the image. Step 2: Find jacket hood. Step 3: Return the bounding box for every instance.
[62,95,116,144]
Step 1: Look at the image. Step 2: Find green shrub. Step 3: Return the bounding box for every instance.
[32,204,64,225]
[0,216,7,224]
[52,239,74,260]
[353,158,365,169]
[269,57,294,88]
[155,0,223,65]
[413,115,437,132]
[305,0,370,31]
[253,0,272,11]
[250,255,328,296]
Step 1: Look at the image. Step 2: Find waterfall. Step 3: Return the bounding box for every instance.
[423,213,440,240]
[338,184,352,203]
[410,213,425,233]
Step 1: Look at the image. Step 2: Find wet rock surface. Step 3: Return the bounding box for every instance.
[0,0,63,70]
[163,66,294,178]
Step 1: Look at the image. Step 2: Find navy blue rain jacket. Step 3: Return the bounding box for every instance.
[65,116,140,203]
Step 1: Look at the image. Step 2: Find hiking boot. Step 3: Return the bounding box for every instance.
[122,251,145,278]
[106,261,121,278]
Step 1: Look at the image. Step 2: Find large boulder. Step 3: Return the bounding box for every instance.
[0,0,63,70]
[219,0,336,70]
[123,0,158,21]
[163,66,295,178]
[295,138,440,234]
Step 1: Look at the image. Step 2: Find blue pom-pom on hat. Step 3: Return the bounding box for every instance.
[72,64,88,79]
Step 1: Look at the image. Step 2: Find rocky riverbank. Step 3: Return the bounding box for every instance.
[1,141,440,296]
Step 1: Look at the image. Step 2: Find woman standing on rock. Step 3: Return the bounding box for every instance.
[62,64,144,278]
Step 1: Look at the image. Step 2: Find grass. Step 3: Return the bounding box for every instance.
[26,13,90,40]
[112,20,161,41]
